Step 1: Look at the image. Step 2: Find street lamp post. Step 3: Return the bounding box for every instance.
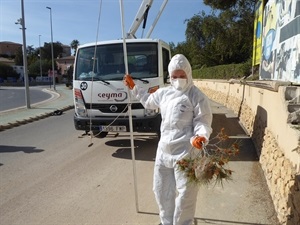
[15,0,30,109]
[46,6,55,90]
[39,34,42,77]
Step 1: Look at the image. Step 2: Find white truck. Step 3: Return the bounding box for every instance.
[73,0,171,137]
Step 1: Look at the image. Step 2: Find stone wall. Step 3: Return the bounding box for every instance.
[194,79,300,225]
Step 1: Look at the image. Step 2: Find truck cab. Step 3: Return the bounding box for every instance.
[73,0,170,137]
[73,38,171,137]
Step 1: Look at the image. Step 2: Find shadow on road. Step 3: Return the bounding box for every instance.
[0,145,44,154]
[108,137,158,161]
[210,113,259,162]
[194,217,274,225]
[109,113,259,162]
[211,114,246,137]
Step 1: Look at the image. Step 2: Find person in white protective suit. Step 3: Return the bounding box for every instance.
[124,54,213,225]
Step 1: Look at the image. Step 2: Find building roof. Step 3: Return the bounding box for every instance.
[0,41,22,45]
[56,55,75,64]
[56,55,75,60]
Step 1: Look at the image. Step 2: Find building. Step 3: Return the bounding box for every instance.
[0,41,22,57]
[56,55,75,75]
[0,57,15,66]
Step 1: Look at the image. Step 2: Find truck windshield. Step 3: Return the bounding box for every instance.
[75,42,158,81]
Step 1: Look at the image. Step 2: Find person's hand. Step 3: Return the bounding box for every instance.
[191,136,206,150]
[123,74,135,90]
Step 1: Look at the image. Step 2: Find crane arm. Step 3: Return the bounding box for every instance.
[127,0,153,39]
[146,0,168,38]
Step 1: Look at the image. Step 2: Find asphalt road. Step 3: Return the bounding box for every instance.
[0,107,279,225]
[0,86,52,112]
[0,109,161,225]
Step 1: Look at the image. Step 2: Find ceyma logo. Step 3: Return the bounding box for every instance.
[98,91,127,102]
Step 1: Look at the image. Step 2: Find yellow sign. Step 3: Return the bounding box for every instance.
[252,0,264,66]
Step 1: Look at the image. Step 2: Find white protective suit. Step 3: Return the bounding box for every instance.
[131,54,213,225]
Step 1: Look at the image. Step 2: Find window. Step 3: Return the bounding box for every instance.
[75,42,158,81]
[162,48,171,82]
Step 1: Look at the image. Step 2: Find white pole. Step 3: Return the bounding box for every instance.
[20,0,30,109]
[119,0,139,213]
[146,0,168,38]
[46,6,56,91]
[39,35,42,77]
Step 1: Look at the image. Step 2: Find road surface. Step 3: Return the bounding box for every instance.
[0,86,52,112]
[0,108,279,225]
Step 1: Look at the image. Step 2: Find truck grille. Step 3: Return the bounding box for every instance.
[85,103,144,113]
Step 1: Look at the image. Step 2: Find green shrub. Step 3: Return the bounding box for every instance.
[192,60,254,80]
[0,63,19,79]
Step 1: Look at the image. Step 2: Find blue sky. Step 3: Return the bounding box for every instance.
[0,0,210,49]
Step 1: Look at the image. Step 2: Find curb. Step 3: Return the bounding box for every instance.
[0,105,74,132]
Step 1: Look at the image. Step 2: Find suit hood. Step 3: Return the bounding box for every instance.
[168,54,193,92]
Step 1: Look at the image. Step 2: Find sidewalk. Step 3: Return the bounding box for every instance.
[197,102,280,225]
[0,85,74,131]
[0,84,280,224]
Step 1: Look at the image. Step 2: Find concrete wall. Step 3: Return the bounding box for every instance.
[194,79,300,225]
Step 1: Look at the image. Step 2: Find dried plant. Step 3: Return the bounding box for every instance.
[176,128,240,187]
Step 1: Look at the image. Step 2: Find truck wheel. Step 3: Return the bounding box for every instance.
[93,131,108,138]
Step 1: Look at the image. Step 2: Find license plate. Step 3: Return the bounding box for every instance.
[99,125,127,132]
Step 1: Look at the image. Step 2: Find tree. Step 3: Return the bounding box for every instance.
[185,11,225,66]
[28,59,52,77]
[41,42,63,60]
[14,46,23,66]
[201,0,256,63]
[70,39,80,56]
[26,45,35,56]
[181,0,255,67]
[203,0,256,11]
[0,63,19,80]
[203,0,238,10]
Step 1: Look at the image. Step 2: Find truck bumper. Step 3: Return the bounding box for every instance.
[74,113,161,133]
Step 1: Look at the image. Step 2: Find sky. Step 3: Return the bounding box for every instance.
[0,0,211,50]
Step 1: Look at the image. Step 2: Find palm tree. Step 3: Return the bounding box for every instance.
[70,39,80,56]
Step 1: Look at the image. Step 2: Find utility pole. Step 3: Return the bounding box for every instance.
[46,6,56,91]
[39,35,42,77]
[15,0,30,109]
